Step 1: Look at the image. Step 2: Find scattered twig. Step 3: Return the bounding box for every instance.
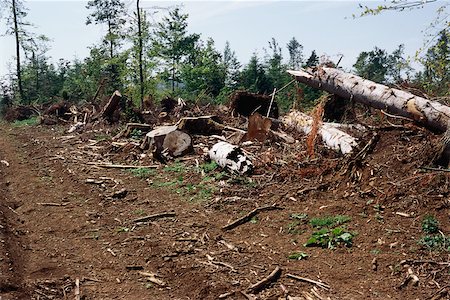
[222,205,283,231]
[75,278,80,300]
[247,266,281,294]
[133,211,176,223]
[421,166,450,172]
[400,260,450,266]
[37,202,68,207]
[286,273,330,290]
[138,271,166,286]
[86,162,159,169]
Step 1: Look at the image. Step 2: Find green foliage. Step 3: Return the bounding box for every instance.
[86,0,126,58]
[152,7,199,92]
[12,116,39,126]
[198,161,218,173]
[286,221,303,235]
[130,167,155,179]
[116,226,130,233]
[422,215,439,234]
[163,162,186,173]
[287,37,303,70]
[419,234,450,252]
[222,41,241,89]
[238,53,271,94]
[288,251,309,260]
[305,227,355,249]
[290,213,308,221]
[181,38,225,98]
[309,215,351,228]
[419,30,450,96]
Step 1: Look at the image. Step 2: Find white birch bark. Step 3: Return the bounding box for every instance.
[208,141,253,175]
[288,67,450,131]
[282,110,358,154]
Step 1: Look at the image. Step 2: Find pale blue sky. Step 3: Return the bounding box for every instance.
[0,1,447,78]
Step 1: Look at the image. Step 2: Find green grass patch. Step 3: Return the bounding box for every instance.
[304,227,355,249]
[163,162,186,173]
[309,215,351,228]
[13,116,39,127]
[419,235,450,252]
[130,167,156,179]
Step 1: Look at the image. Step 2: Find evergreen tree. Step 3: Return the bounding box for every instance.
[305,50,319,67]
[181,38,225,98]
[287,37,303,70]
[422,30,449,96]
[152,7,199,92]
[86,0,126,59]
[222,41,241,89]
[353,47,390,83]
[239,53,271,94]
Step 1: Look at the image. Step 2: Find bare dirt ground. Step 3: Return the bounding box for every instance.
[0,120,449,300]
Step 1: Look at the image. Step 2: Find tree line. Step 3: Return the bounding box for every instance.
[1,0,449,115]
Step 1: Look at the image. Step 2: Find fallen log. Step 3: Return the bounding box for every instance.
[288,67,450,132]
[282,110,358,154]
[209,141,253,175]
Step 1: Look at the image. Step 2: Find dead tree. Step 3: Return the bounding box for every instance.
[288,67,450,132]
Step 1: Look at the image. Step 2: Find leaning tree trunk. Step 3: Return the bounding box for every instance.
[288,67,450,132]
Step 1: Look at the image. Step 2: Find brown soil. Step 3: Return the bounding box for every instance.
[0,121,449,300]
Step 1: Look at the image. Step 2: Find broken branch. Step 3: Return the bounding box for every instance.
[247,266,281,294]
[222,205,283,231]
[286,273,330,290]
[133,211,176,223]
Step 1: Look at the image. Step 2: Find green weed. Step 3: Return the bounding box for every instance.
[309,215,351,228]
[286,221,303,235]
[288,251,309,260]
[305,227,355,249]
[198,161,218,173]
[130,167,155,179]
[116,226,130,233]
[164,162,186,173]
[422,215,439,234]
[290,213,308,221]
[13,116,39,127]
[418,235,450,252]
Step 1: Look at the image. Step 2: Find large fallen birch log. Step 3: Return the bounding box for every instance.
[288,67,450,132]
[282,110,358,154]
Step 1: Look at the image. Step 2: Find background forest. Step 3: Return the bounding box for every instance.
[0,0,449,116]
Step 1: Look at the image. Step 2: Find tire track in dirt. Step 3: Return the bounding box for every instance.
[0,128,29,299]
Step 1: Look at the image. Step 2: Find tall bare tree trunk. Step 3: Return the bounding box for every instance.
[12,0,24,102]
[288,67,450,132]
[137,0,144,109]
[108,20,113,59]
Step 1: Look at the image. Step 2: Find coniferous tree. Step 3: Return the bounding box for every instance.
[222,41,241,89]
[305,50,319,67]
[152,7,199,92]
[287,37,303,70]
[86,0,126,59]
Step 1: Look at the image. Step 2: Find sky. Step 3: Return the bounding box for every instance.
[0,0,447,78]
